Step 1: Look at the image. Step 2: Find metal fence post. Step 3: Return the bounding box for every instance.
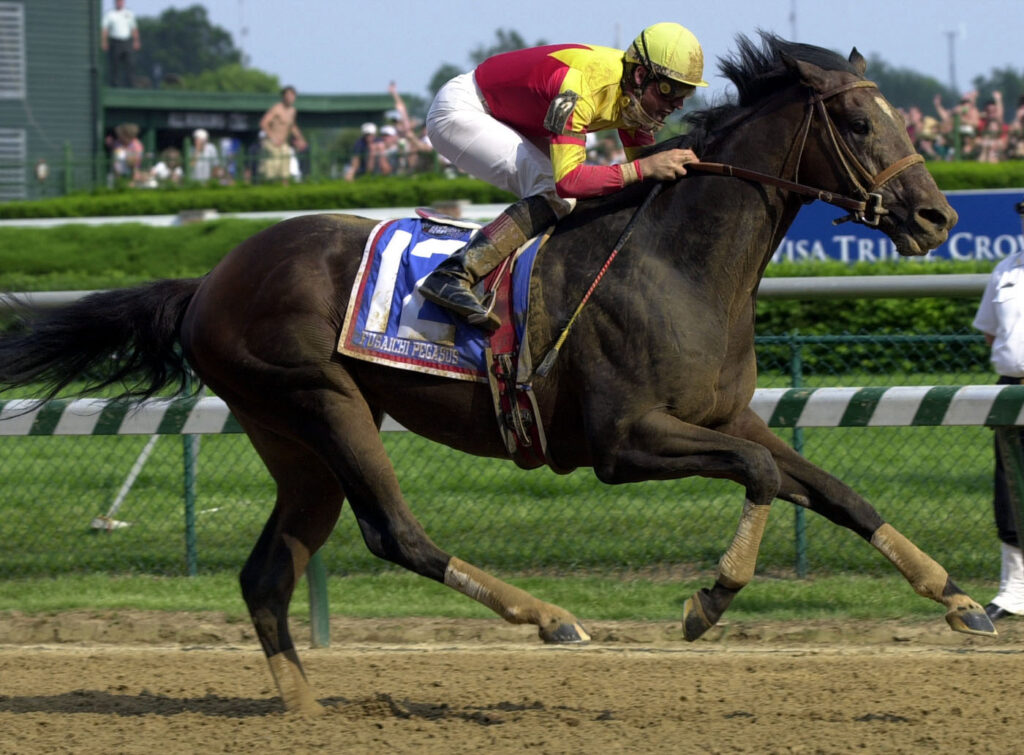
[63,142,73,195]
[788,331,809,577]
[306,553,330,647]
[183,433,199,576]
[183,377,199,576]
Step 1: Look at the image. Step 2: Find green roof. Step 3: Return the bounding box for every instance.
[101,87,393,113]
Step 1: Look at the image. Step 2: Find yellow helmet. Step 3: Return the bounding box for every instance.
[625,22,708,89]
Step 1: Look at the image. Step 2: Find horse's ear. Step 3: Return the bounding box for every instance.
[848,47,867,75]
[781,52,830,91]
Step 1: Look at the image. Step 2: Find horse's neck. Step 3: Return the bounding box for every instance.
[676,98,808,281]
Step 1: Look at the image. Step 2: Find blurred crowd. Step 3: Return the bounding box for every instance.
[104,122,294,188]
[104,85,1024,191]
[906,90,1024,163]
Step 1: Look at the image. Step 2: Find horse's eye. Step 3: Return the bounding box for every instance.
[850,119,871,136]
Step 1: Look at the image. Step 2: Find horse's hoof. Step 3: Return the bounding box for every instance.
[945,605,998,637]
[682,591,715,642]
[539,621,590,644]
[284,699,327,717]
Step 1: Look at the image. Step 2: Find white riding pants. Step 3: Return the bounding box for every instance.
[425,71,574,217]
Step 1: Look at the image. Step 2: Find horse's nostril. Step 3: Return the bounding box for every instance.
[916,206,953,231]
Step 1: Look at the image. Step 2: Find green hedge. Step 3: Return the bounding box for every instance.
[0,222,993,374]
[2,162,1023,219]
[0,176,517,219]
[757,261,989,375]
[0,220,274,291]
[923,161,1024,190]
[758,260,990,335]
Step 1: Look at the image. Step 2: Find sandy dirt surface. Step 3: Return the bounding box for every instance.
[1,611,1022,754]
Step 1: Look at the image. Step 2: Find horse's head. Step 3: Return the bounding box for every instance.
[780,47,956,255]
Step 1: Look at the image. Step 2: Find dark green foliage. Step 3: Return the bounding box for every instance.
[0,220,272,290]
[169,63,281,94]
[758,260,992,374]
[972,66,1024,119]
[865,54,958,110]
[3,164,1020,220]
[925,161,1024,189]
[0,177,516,219]
[135,5,240,84]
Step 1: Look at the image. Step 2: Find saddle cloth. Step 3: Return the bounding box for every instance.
[337,216,541,382]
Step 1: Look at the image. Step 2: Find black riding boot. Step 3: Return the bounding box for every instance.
[420,195,557,331]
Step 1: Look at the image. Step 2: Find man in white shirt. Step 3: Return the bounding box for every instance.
[190,129,220,182]
[972,197,1024,620]
[101,0,141,88]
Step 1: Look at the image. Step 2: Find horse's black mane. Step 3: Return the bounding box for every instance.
[675,31,858,154]
[575,32,858,219]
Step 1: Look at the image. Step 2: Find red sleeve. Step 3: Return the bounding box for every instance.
[550,134,630,198]
[619,127,655,161]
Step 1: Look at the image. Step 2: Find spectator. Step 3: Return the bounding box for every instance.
[107,122,144,183]
[189,128,220,182]
[977,91,1009,163]
[971,198,1024,621]
[386,82,434,174]
[218,137,242,183]
[915,116,949,161]
[259,85,307,184]
[904,105,924,145]
[377,125,399,175]
[100,0,140,88]
[343,122,381,181]
[978,118,1008,163]
[1008,96,1024,160]
[141,147,183,187]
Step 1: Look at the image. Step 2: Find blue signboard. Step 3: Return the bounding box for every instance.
[774,187,1024,264]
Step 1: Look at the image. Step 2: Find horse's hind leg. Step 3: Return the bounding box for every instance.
[302,391,590,644]
[235,420,347,715]
[724,409,995,637]
[266,382,589,645]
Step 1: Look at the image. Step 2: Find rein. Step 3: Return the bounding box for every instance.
[690,79,923,227]
[531,77,924,379]
[534,182,664,378]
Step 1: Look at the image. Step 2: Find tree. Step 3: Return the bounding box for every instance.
[167,63,280,94]
[469,29,545,65]
[972,67,1024,120]
[428,64,462,99]
[427,29,546,97]
[135,5,241,86]
[864,54,957,113]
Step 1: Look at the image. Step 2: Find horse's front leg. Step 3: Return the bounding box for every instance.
[592,410,782,640]
[722,408,996,637]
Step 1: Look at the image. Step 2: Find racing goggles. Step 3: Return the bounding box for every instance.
[654,77,695,101]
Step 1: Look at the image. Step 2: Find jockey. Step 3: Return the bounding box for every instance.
[421,22,708,331]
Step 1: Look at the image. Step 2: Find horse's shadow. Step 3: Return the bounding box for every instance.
[0,690,326,718]
[0,690,554,723]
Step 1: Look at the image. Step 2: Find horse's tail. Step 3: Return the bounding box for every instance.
[0,278,202,402]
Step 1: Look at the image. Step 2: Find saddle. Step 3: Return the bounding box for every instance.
[337,211,551,469]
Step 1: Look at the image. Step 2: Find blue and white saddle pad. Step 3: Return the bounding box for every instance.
[337,217,540,382]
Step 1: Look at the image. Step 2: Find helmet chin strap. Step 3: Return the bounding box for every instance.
[621,89,664,132]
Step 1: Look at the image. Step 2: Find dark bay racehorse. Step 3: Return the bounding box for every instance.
[0,35,992,713]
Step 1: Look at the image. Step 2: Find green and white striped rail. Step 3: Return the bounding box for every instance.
[2,385,1024,436]
[751,385,1024,428]
[0,396,245,436]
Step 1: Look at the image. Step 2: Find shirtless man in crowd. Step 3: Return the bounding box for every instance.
[259,85,307,183]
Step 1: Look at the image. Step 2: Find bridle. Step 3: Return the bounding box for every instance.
[532,78,926,377]
[689,79,924,227]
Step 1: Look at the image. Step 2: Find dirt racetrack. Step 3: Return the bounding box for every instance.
[1,611,1022,754]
